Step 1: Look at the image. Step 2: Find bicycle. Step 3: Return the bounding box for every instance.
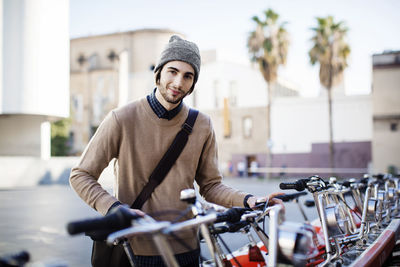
[67,173,400,267]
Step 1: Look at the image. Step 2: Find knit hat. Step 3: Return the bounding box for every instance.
[154,35,201,86]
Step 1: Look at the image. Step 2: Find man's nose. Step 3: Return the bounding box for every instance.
[172,75,183,88]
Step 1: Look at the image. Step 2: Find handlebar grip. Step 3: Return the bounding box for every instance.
[279,181,306,191]
[275,191,307,202]
[0,251,30,266]
[210,225,230,235]
[373,173,384,179]
[341,181,351,187]
[211,220,250,234]
[215,207,246,223]
[67,206,141,235]
[304,199,315,207]
[226,220,250,232]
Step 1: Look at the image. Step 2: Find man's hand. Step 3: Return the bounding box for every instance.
[247,192,285,212]
[130,208,146,217]
[109,203,146,217]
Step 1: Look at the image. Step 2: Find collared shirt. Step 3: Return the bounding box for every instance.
[146,88,183,120]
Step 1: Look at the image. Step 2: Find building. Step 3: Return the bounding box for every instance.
[195,59,372,178]
[0,0,69,158]
[68,30,373,178]
[69,29,179,154]
[372,51,400,173]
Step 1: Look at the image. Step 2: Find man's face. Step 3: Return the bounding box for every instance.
[156,61,195,107]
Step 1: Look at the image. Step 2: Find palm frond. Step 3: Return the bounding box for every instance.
[247,8,289,83]
[308,15,350,89]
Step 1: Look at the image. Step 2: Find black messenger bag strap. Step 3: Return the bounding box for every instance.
[131,108,199,209]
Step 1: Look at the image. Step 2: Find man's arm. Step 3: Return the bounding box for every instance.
[196,118,284,210]
[69,111,121,215]
[195,118,248,207]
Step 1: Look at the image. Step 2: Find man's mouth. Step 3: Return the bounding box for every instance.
[169,88,181,96]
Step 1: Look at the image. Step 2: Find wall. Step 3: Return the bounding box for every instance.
[0,115,49,157]
[1,0,69,117]
[271,94,372,153]
[0,0,69,159]
[372,53,400,173]
[206,95,372,165]
[0,156,114,188]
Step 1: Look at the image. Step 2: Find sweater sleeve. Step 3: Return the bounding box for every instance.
[69,111,121,215]
[196,118,248,207]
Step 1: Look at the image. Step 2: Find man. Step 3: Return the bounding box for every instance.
[70,35,283,266]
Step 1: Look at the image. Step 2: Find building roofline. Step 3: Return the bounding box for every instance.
[372,50,400,56]
[373,63,400,69]
[70,28,180,41]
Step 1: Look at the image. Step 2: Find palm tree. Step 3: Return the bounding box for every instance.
[248,9,289,177]
[309,16,350,170]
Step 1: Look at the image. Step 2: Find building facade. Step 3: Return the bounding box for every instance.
[191,55,372,178]
[200,88,372,178]
[68,30,373,178]
[372,51,400,173]
[0,0,69,158]
[69,29,179,154]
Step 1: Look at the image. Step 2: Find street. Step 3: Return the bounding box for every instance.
[0,178,318,266]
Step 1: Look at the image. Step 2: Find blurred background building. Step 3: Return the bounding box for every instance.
[372,51,400,173]
[0,0,69,158]
[194,57,371,177]
[0,1,398,187]
[69,29,177,153]
[68,30,373,178]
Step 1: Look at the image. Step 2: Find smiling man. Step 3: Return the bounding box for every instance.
[70,35,282,267]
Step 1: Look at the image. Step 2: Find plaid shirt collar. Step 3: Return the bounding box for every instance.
[146,88,183,120]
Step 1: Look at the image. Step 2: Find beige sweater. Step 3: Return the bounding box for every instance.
[70,98,248,255]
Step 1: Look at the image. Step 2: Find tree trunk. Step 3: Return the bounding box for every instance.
[327,47,335,172]
[266,82,273,179]
[327,86,335,171]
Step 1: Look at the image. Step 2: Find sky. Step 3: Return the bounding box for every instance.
[70,0,400,96]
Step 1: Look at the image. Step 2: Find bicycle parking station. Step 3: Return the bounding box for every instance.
[3,174,400,266]
[62,173,400,267]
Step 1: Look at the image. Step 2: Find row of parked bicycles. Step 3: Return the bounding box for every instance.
[2,173,400,267]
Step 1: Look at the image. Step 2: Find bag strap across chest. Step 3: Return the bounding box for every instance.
[131,108,199,209]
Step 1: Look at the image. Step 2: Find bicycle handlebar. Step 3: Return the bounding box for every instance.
[274,191,308,201]
[279,180,308,191]
[0,251,30,266]
[215,207,247,223]
[211,220,250,234]
[67,205,141,235]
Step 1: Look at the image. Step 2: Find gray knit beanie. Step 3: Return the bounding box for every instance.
[154,35,201,86]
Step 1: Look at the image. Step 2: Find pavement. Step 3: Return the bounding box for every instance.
[0,177,318,266]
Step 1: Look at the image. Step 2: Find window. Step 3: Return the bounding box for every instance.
[243,116,253,138]
[229,81,238,107]
[72,94,83,122]
[88,53,99,70]
[77,54,86,66]
[90,125,99,139]
[92,77,105,124]
[213,80,220,108]
[107,50,118,62]
[390,122,398,132]
[67,132,75,148]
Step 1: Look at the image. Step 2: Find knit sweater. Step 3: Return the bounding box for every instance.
[69,98,248,255]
